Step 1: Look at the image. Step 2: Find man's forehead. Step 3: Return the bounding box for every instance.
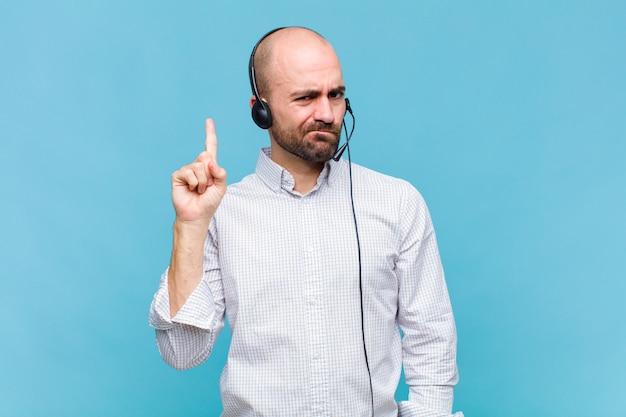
[272,61,344,93]
[274,42,342,77]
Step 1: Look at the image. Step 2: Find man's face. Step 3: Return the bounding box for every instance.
[265,40,346,163]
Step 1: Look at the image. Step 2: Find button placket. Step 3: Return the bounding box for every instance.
[299,195,330,416]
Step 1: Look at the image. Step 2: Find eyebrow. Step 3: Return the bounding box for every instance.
[290,86,346,99]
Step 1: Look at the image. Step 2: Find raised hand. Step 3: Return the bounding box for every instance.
[171,118,227,224]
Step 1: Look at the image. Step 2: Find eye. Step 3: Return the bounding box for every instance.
[329,90,344,100]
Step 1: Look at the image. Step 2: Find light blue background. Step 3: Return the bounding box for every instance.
[2,1,625,416]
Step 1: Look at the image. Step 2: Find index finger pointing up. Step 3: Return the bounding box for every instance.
[205,118,218,159]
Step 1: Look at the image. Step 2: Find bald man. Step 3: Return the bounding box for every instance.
[149,27,462,417]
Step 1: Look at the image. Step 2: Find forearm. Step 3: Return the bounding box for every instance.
[168,218,211,317]
[399,247,459,414]
[400,315,459,415]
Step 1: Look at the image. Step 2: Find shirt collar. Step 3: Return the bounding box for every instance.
[255,147,343,194]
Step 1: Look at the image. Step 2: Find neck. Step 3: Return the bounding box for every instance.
[269,143,324,194]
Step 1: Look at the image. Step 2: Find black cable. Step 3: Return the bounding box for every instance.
[344,116,374,417]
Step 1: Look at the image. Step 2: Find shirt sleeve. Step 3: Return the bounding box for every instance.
[148,223,226,370]
[395,187,462,417]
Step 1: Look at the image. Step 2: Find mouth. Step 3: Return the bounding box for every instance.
[307,128,340,139]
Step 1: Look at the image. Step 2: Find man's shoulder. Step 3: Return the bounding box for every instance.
[350,162,421,196]
[348,162,433,224]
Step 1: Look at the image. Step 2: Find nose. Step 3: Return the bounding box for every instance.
[313,96,335,124]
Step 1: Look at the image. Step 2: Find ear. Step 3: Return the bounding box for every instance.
[250,95,257,109]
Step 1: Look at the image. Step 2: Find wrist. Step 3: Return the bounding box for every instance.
[173,218,211,242]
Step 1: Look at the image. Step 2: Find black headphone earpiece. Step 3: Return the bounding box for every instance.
[250,98,273,130]
[249,27,286,129]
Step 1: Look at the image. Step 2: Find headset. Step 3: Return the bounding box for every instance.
[247,27,373,416]
[248,27,283,129]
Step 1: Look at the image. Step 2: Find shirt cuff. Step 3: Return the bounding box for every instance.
[397,401,464,417]
[149,269,218,331]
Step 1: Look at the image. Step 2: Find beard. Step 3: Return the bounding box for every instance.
[270,119,342,163]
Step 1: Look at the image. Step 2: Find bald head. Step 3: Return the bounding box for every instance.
[253,27,340,100]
